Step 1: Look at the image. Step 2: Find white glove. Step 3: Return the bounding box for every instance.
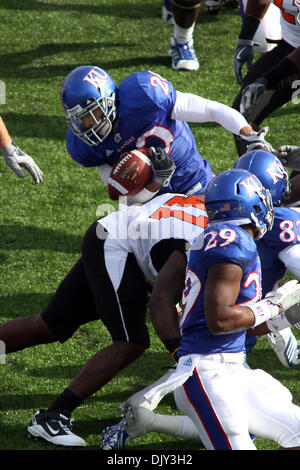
[241,126,276,154]
[267,328,300,368]
[267,280,300,312]
[277,145,300,171]
[2,141,43,184]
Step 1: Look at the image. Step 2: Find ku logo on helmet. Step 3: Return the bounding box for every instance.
[265,158,286,185]
[240,175,264,198]
[83,67,108,90]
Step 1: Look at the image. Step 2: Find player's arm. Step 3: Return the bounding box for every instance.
[204,262,257,334]
[148,244,187,356]
[234,0,270,85]
[0,116,43,184]
[240,47,300,117]
[171,92,274,152]
[278,244,300,280]
[205,262,300,334]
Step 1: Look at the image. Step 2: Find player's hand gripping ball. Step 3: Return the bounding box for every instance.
[108,148,152,200]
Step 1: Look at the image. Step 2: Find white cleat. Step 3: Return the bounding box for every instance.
[28,409,86,447]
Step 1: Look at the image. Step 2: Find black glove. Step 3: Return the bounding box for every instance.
[149,146,176,187]
[277,145,300,171]
[240,77,269,117]
[234,39,256,85]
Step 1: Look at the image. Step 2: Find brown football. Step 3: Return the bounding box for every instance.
[108,148,152,200]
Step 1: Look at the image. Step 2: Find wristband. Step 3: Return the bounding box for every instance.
[248,299,280,328]
[239,14,260,40]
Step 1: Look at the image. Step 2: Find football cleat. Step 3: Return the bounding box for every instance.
[169,36,199,71]
[101,421,130,450]
[27,409,86,447]
[267,328,300,368]
[162,0,174,25]
[101,403,155,450]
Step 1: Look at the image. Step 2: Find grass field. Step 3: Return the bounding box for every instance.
[0,0,300,455]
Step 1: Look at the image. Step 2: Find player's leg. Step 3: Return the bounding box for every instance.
[66,222,149,402]
[169,0,201,71]
[246,368,300,449]
[173,358,257,450]
[101,368,202,450]
[0,257,94,352]
[162,0,174,25]
[28,222,149,447]
[27,258,99,447]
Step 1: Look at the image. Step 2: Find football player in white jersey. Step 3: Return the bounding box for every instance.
[232,0,300,155]
[0,189,207,447]
[0,115,43,184]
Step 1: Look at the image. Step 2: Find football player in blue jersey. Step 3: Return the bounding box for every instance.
[102,168,300,450]
[234,150,300,367]
[60,65,274,203]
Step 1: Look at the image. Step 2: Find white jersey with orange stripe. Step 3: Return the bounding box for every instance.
[270,0,300,48]
[98,193,208,284]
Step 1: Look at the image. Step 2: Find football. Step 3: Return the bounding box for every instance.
[108,148,153,200]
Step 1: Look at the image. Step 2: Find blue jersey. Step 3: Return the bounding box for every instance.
[178,224,261,356]
[66,70,214,195]
[257,207,300,295]
[246,207,300,354]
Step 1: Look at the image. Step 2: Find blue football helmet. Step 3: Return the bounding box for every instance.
[205,168,274,240]
[234,150,290,206]
[60,66,118,145]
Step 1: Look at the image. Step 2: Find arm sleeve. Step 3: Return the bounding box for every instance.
[171,91,249,136]
[278,244,300,279]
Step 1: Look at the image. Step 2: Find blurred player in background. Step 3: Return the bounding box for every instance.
[0,115,43,184]
[232,0,300,155]
[162,0,201,71]
[0,191,207,447]
[60,65,274,204]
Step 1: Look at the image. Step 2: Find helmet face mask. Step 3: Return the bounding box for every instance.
[205,169,274,241]
[61,66,117,146]
[234,150,290,206]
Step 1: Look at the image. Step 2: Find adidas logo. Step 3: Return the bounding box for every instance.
[183,357,193,367]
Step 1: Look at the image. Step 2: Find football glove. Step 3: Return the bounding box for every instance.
[240,126,276,154]
[2,141,43,184]
[148,146,176,187]
[240,77,268,116]
[267,280,300,312]
[267,328,300,368]
[277,145,300,171]
[234,39,259,85]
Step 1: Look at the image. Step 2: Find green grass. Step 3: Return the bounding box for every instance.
[0,0,299,454]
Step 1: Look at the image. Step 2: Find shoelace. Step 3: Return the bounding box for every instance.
[172,43,196,61]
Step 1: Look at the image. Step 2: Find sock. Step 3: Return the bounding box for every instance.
[47,387,82,415]
[149,413,201,441]
[173,23,195,43]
